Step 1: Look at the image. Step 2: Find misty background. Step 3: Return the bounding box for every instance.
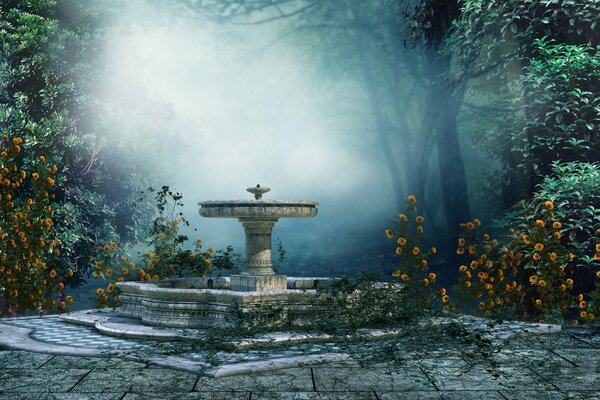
[93,0,489,278]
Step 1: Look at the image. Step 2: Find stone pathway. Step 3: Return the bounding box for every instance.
[0,312,598,399]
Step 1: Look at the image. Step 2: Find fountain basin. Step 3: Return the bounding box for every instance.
[116,277,334,329]
[198,200,318,219]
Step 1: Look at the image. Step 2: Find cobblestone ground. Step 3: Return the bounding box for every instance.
[0,325,599,399]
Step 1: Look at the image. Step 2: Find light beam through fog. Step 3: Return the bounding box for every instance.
[102,2,399,275]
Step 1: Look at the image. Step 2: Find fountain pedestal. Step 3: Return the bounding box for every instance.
[230,218,287,290]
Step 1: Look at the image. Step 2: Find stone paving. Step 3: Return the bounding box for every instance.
[0,313,599,399]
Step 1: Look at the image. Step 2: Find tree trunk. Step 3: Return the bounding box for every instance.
[424,52,471,254]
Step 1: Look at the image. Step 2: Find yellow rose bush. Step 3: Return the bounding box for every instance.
[92,186,236,308]
[388,195,442,310]
[0,136,68,316]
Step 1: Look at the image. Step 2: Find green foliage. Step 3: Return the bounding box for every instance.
[447,0,600,209]
[499,162,600,269]
[92,187,239,308]
[0,0,174,285]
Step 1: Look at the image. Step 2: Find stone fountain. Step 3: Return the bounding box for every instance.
[115,185,329,329]
[199,184,318,291]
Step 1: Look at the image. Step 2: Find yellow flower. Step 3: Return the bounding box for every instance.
[554,232,561,239]
[122,267,129,275]
[397,237,407,245]
[539,280,546,287]
[107,283,116,293]
[458,238,466,246]
[415,216,424,223]
[58,282,64,290]
[412,247,420,255]
[568,253,575,260]
[49,269,57,278]
[209,246,215,254]
[529,275,538,283]
[92,271,101,278]
[401,273,409,282]
[559,265,565,272]
[430,247,437,254]
[566,278,574,285]
[581,311,588,318]
[395,247,402,255]
[152,274,159,281]
[535,299,542,305]
[466,222,475,230]
[545,200,554,209]
[456,248,465,255]
[407,195,416,203]
[597,270,600,278]
[578,294,584,301]
[66,295,73,302]
[416,226,423,234]
[105,269,113,277]
[392,269,401,277]
[473,219,481,227]
[442,295,449,303]
[465,281,472,287]
[428,272,436,280]
[534,243,544,251]
[421,259,428,267]
[532,253,540,261]
[385,229,394,238]
[440,288,446,296]
[559,284,566,291]
[552,221,561,229]
[483,233,490,241]
[32,173,39,180]
[59,301,66,309]
[398,214,408,222]
[596,244,600,253]
[423,278,429,286]
[522,235,531,244]
[468,246,476,255]
[579,300,587,309]
[549,252,557,261]
[478,302,485,309]
[96,288,104,295]
[459,265,468,272]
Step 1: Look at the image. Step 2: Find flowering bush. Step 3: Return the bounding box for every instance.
[387,195,445,310]
[452,199,600,324]
[0,135,69,316]
[92,186,238,308]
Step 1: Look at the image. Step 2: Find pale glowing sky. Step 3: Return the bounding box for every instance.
[100,2,405,273]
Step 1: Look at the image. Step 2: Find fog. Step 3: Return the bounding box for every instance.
[99,1,478,276]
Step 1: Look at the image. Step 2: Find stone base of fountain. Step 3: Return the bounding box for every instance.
[116,277,334,330]
[230,274,288,291]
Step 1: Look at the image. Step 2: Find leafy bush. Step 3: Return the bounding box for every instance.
[387,195,445,311]
[0,135,70,316]
[92,186,239,308]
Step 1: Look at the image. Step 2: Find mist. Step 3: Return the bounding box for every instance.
[96,0,483,276]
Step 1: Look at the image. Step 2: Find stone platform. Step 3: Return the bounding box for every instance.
[0,312,598,399]
[116,277,336,329]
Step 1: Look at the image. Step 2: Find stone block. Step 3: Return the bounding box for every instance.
[230,274,288,291]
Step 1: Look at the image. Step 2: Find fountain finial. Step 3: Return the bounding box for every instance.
[246,184,270,200]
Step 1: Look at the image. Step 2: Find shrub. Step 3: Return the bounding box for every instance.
[0,135,69,315]
[387,195,445,311]
[92,186,238,308]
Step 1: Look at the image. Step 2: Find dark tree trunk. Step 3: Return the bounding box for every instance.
[424,52,471,255]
